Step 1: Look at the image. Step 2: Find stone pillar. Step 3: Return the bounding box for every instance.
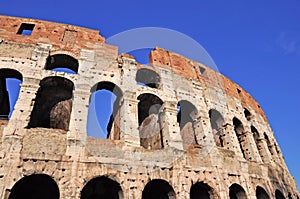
[256,137,273,163]
[222,123,244,158]
[240,131,262,162]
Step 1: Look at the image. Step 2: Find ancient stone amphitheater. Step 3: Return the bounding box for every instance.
[0,15,298,199]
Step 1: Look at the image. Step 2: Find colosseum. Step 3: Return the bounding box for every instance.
[0,15,299,199]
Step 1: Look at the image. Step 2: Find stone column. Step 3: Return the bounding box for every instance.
[222,123,244,158]
[256,137,273,163]
[241,130,262,162]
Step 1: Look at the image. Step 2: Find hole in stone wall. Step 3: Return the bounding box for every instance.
[199,66,206,74]
[87,81,123,139]
[233,117,247,159]
[45,54,78,74]
[229,183,247,199]
[0,69,22,120]
[243,108,251,121]
[177,100,198,150]
[256,186,270,199]
[275,189,285,199]
[136,68,160,89]
[190,181,214,199]
[81,176,123,199]
[28,76,74,131]
[8,174,59,199]
[16,23,35,36]
[209,109,225,147]
[142,179,176,199]
[138,93,163,149]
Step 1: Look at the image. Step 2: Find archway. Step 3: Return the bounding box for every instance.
[136,68,160,88]
[142,179,176,199]
[190,181,214,199]
[233,117,247,159]
[275,189,285,199]
[256,186,270,199]
[209,109,225,147]
[45,54,78,74]
[229,183,247,199]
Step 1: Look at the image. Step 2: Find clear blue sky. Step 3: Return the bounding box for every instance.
[1,0,299,191]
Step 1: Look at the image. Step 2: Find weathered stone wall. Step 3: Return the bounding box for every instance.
[0,15,298,199]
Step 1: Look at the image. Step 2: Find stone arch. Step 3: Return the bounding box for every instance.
[8,174,59,199]
[0,69,22,119]
[256,186,270,199]
[251,125,265,162]
[81,176,123,199]
[28,76,74,131]
[45,54,79,74]
[243,108,252,121]
[264,132,277,161]
[142,179,176,199]
[87,81,123,139]
[233,117,247,159]
[229,183,247,199]
[136,68,160,88]
[209,109,225,147]
[177,100,198,150]
[138,93,164,149]
[275,189,285,199]
[190,181,214,199]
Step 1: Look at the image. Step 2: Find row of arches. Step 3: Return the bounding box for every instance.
[8,174,291,199]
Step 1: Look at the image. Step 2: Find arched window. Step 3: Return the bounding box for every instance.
[177,100,198,149]
[45,54,79,74]
[81,176,123,199]
[138,93,163,149]
[229,183,247,199]
[28,76,74,131]
[0,69,22,119]
[256,186,270,199]
[243,108,251,121]
[8,174,59,199]
[190,182,214,199]
[251,125,265,161]
[209,109,225,147]
[233,117,247,159]
[87,82,123,139]
[142,179,176,199]
[136,68,160,88]
[275,190,285,199]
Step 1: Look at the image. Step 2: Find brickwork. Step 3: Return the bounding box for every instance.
[0,15,299,199]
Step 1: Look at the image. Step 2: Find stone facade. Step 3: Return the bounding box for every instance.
[0,15,299,199]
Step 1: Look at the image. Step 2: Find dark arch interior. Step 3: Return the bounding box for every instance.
[81,176,122,199]
[209,109,225,147]
[275,189,285,199]
[190,182,213,199]
[138,93,163,149]
[243,108,251,121]
[233,117,246,159]
[45,54,79,74]
[0,69,22,119]
[28,76,74,131]
[88,81,123,139]
[256,186,270,199]
[8,174,59,199]
[229,183,247,199]
[142,179,176,199]
[136,68,160,88]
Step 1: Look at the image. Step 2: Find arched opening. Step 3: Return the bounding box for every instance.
[264,132,276,161]
[142,179,176,199]
[138,93,163,149]
[28,76,74,131]
[243,108,251,121]
[233,117,247,159]
[87,82,123,139]
[177,100,198,149]
[8,174,59,199]
[45,54,79,74]
[256,186,270,199]
[136,68,160,88]
[251,126,264,162]
[190,182,214,199]
[209,109,225,147]
[275,190,285,199]
[229,183,247,199]
[81,176,123,199]
[0,69,22,119]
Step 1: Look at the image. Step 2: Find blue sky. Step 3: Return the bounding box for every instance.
[1,0,299,191]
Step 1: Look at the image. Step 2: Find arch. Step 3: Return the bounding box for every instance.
[275,190,285,199]
[8,174,59,199]
[256,186,270,199]
[233,117,247,159]
[136,68,160,88]
[190,181,214,199]
[0,69,22,119]
[142,179,176,199]
[243,108,252,121]
[264,132,277,161]
[28,76,74,131]
[251,126,265,162]
[177,100,198,149]
[81,176,123,199]
[45,54,79,74]
[87,81,123,139]
[209,109,225,147]
[229,183,247,199]
[138,93,163,149]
